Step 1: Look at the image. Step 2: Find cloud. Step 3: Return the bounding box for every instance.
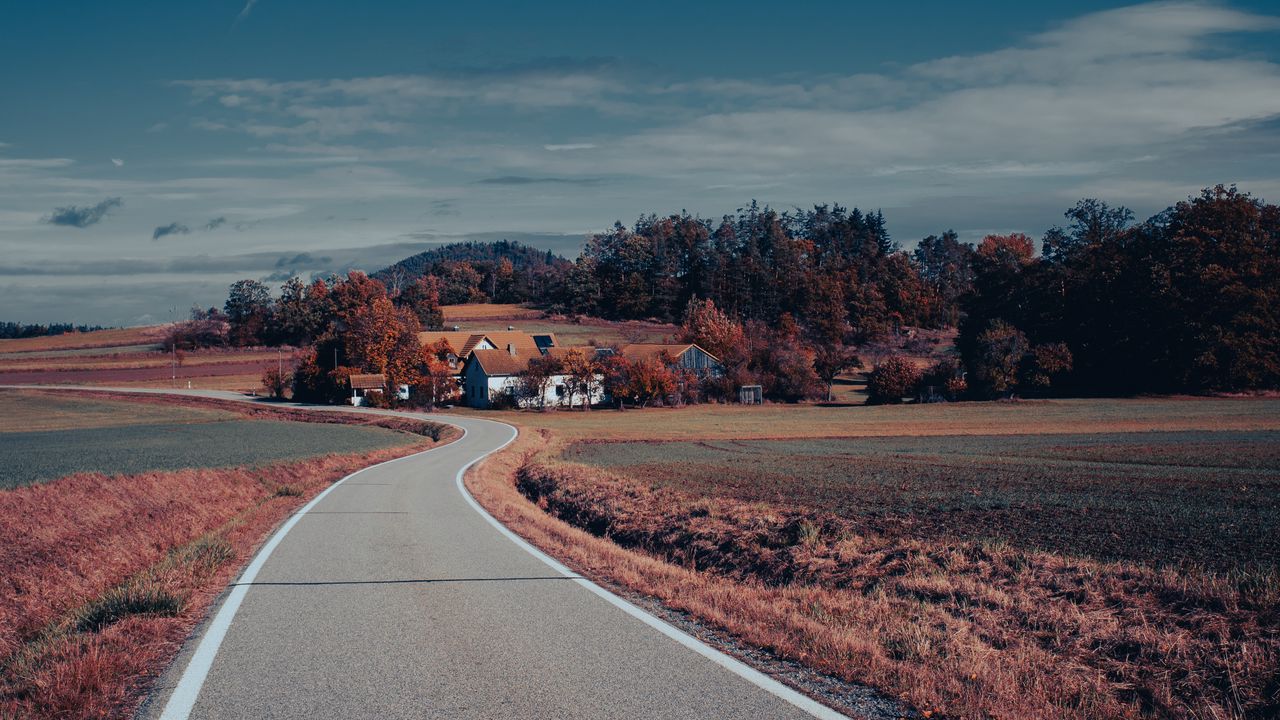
[236,0,258,23]
[152,222,191,240]
[274,251,331,268]
[544,143,597,151]
[478,175,602,185]
[204,216,227,231]
[111,158,124,167]
[44,197,123,228]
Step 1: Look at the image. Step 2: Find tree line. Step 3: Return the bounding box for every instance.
[199,183,1278,402]
[0,322,107,340]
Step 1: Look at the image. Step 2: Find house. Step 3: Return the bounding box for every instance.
[619,343,724,376]
[461,344,603,409]
[348,373,385,406]
[418,330,557,374]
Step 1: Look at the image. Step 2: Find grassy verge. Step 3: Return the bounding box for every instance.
[0,394,458,719]
[464,400,1280,719]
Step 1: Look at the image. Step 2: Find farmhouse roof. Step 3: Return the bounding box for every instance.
[619,343,721,364]
[418,330,546,359]
[418,331,486,357]
[468,349,529,377]
[348,373,386,390]
[481,331,543,358]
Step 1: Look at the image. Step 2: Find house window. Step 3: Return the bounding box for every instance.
[555,384,565,397]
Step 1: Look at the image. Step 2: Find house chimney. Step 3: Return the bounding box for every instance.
[507,343,517,356]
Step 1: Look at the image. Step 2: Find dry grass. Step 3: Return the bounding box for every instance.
[439,304,677,347]
[0,347,286,374]
[0,327,166,354]
[464,399,1280,719]
[442,303,545,321]
[0,393,459,719]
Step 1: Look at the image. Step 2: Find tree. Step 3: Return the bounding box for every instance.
[560,348,601,410]
[516,354,563,410]
[395,275,444,329]
[417,355,457,409]
[679,298,745,360]
[1022,342,1074,392]
[865,356,921,405]
[224,279,272,346]
[621,358,677,407]
[343,297,423,393]
[261,366,292,400]
[969,320,1029,398]
[813,344,861,402]
[976,233,1036,268]
[914,230,975,326]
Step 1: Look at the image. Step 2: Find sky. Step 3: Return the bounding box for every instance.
[2,1,1279,326]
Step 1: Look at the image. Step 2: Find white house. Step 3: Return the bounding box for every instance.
[461,347,604,409]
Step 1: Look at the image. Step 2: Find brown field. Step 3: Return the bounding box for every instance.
[467,397,1280,720]
[0,327,166,354]
[441,303,677,347]
[0,391,457,719]
[442,303,545,321]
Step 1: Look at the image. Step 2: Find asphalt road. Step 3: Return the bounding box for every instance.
[74,390,849,720]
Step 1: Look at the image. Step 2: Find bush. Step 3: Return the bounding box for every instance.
[866,356,922,405]
[261,367,293,400]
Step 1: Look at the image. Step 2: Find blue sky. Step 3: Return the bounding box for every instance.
[2,1,1279,325]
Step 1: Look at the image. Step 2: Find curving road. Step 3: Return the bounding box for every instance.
[36,389,849,719]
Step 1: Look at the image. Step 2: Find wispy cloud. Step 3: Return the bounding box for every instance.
[152,221,190,240]
[204,216,227,230]
[111,158,124,167]
[43,197,123,228]
[544,143,597,151]
[235,0,259,24]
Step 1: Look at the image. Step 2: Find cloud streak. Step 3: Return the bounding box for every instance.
[43,197,123,228]
[152,222,191,240]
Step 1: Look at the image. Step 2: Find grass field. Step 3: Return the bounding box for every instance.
[0,390,232,432]
[441,303,677,347]
[468,396,1280,719]
[2,419,417,490]
[0,327,165,354]
[0,391,448,719]
[565,431,1280,574]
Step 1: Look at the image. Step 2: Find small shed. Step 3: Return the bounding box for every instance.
[349,373,386,406]
[738,384,763,405]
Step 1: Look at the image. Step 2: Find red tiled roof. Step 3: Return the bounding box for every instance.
[348,373,386,390]
[467,349,530,377]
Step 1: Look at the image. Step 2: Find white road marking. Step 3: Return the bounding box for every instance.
[16,386,851,720]
[156,434,468,720]
[453,424,851,720]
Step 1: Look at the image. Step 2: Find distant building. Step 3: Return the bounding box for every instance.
[348,373,385,406]
[460,344,603,409]
[618,343,724,377]
[419,330,556,374]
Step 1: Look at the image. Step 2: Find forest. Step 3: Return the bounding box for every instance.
[189,184,1278,402]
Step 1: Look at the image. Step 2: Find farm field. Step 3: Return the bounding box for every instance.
[471,394,1280,440]
[0,326,166,354]
[0,390,446,718]
[441,302,677,347]
[471,396,1280,720]
[565,430,1280,573]
[2,413,416,490]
